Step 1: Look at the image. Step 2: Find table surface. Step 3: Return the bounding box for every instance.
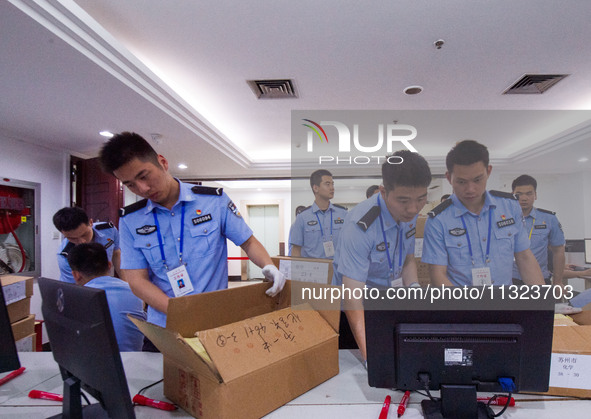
[1,351,590,418]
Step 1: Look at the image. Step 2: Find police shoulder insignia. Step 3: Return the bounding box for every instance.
[228,201,242,217]
[119,199,148,217]
[490,190,517,200]
[356,206,380,232]
[428,199,452,218]
[95,221,114,230]
[191,186,223,196]
[60,241,75,256]
[537,208,556,215]
[333,204,348,211]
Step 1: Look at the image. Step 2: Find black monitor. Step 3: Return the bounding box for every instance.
[365,287,555,419]
[1,283,21,373]
[38,277,135,419]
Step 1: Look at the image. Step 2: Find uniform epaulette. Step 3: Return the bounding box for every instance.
[537,208,556,215]
[333,204,348,211]
[489,190,517,200]
[95,221,114,230]
[356,206,380,232]
[59,241,75,256]
[191,185,223,196]
[119,199,148,217]
[428,198,452,218]
[300,205,312,213]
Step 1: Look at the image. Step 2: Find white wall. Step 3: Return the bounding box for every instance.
[1,133,70,342]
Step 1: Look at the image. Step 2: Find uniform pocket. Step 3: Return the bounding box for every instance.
[188,223,220,257]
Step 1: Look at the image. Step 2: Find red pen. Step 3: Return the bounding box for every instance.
[0,366,25,386]
[397,390,410,417]
[378,395,391,419]
[133,394,177,411]
[477,396,515,406]
[28,390,63,402]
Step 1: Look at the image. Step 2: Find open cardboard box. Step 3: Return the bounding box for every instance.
[538,302,591,398]
[131,280,340,418]
[1,275,34,323]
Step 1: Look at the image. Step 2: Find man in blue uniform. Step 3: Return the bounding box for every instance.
[422,140,545,286]
[68,242,145,351]
[98,132,285,332]
[289,169,348,259]
[334,150,432,360]
[511,174,565,286]
[53,207,120,283]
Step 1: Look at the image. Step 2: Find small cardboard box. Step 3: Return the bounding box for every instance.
[541,304,591,397]
[1,275,34,305]
[7,297,31,324]
[271,256,334,285]
[131,280,340,418]
[11,313,35,342]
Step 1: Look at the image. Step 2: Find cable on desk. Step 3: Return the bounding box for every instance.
[134,378,164,399]
[486,393,513,418]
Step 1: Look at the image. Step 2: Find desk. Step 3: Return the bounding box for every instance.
[1,351,590,418]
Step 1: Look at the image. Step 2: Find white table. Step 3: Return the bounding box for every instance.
[1,351,590,418]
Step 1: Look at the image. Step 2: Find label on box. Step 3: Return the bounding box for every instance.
[549,353,591,390]
[15,334,34,352]
[289,260,329,284]
[2,281,26,305]
[414,238,424,258]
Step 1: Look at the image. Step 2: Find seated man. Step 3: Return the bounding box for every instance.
[67,242,146,351]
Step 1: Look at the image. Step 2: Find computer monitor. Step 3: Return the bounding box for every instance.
[38,277,135,419]
[0,283,20,373]
[365,287,555,419]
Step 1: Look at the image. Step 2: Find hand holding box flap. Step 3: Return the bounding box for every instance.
[196,304,336,383]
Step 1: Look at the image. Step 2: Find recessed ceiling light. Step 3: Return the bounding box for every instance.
[178,163,188,169]
[578,157,589,163]
[99,131,114,138]
[404,86,423,95]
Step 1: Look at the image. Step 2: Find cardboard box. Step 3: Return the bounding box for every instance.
[131,281,340,418]
[1,275,34,305]
[539,305,591,397]
[7,297,31,323]
[11,313,35,342]
[15,332,36,352]
[271,256,334,285]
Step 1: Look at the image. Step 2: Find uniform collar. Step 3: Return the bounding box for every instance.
[92,226,104,241]
[452,191,496,217]
[525,207,537,219]
[85,275,113,286]
[377,193,400,231]
[312,201,334,213]
[144,178,193,214]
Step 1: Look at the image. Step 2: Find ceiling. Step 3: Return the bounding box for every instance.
[2,0,591,181]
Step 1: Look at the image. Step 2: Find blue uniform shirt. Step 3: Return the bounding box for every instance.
[334,193,417,288]
[422,191,530,286]
[288,202,348,259]
[57,223,119,283]
[512,207,565,280]
[119,181,253,327]
[85,275,146,351]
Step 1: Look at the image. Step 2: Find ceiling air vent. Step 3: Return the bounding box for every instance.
[247,79,298,99]
[503,74,569,94]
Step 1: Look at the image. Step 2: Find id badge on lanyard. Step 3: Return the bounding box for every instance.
[461,211,493,286]
[315,211,334,257]
[154,204,195,297]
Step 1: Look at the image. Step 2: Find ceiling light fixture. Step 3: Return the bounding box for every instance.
[578,157,589,163]
[404,86,423,95]
[178,163,188,169]
[99,131,114,138]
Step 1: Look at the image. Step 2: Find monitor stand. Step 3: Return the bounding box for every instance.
[48,376,111,419]
[421,384,491,419]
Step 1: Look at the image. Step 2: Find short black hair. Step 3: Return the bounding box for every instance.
[99,131,160,175]
[67,242,109,278]
[53,207,89,232]
[309,169,332,190]
[382,150,431,191]
[445,140,489,173]
[512,174,537,191]
[366,185,379,199]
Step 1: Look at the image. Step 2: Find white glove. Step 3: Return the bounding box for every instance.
[262,264,285,297]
